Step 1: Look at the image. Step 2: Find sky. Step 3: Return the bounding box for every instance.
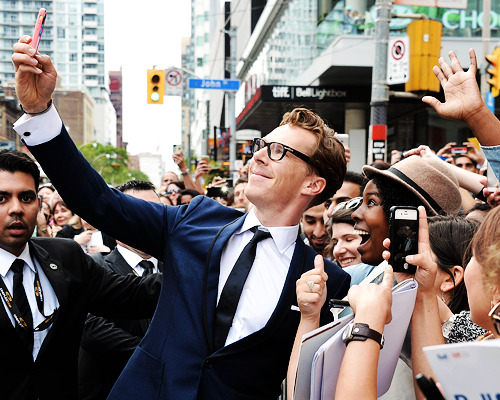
[104,1,191,170]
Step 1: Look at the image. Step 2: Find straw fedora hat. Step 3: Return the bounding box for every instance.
[362,155,461,216]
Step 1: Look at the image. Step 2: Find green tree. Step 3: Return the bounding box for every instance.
[79,142,150,186]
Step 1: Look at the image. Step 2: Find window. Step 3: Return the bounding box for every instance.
[57,27,66,39]
[70,53,78,62]
[196,36,204,46]
[197,57,203,67]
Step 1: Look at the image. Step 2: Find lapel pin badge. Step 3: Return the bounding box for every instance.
[49,263,58,270]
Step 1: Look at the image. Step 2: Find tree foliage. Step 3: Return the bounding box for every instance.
[78,142,150,186]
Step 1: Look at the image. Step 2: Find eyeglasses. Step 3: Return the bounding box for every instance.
[252,138,322,176]
[166,189,181,195]
[489,301,500,335]
[331,196,363,214]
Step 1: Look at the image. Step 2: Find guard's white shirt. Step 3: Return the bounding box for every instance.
[0,245,59,360]
[14,107,300,347]
[219,208,298,346]
[116,245,159,276]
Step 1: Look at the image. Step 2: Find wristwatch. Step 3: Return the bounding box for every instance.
[342,322,384,349]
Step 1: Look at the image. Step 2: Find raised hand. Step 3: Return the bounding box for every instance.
[12,35,57,113]
[422,49,484,124]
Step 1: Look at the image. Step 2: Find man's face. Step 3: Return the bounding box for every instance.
[0,171,39,256]
[246,124,318,212]
[302,203,328,254]
[453,156,477,173]
[232,182,249,209]
[323,180,361,222]
[118,189,160,258]
[162,172,178,187]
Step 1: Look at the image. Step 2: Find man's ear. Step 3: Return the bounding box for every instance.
[440,265,464,293]
[303,176,326,197]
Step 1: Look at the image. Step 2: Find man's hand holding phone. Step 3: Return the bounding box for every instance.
[12,9,56,114]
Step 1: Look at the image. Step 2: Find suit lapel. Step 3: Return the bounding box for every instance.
[202,216,245,353]
[105,249,135,275]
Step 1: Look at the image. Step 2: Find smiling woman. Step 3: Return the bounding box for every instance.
[352,156,462,267]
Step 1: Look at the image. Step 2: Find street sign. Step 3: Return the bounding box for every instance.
[188,78,240,92]
[165,68,183,96]
[387,37,410,85]
[0,141,15,151]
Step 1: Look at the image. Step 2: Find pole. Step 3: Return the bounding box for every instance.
[369,0,392,163]
[205,100,210,156]
[480,0,491,102]
[228,26,237,176]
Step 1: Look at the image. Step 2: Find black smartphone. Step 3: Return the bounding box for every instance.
[389,206,419,273]
[206,186,229,199]
[415,374,445,400]
[38,194,43,210]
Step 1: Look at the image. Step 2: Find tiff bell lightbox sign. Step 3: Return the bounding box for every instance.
[260,85,371,103]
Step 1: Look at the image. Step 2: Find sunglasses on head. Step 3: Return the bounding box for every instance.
[331,196,363,214]
[489,301,500,335]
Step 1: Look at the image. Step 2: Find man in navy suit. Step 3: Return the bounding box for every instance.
[12,36,350,399]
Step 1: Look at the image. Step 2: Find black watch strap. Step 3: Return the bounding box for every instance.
[343,322,384,349]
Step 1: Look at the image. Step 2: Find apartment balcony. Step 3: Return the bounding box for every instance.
[84,79,99,87]
[84,45,98,53]
[83,34,98,41]
[83,7,98,14]
[83,20,98,28]
[83,56,98,64]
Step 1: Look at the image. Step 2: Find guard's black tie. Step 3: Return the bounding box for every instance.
[139,260,155,277]
[214,227,271,350]
[11,259,34,351]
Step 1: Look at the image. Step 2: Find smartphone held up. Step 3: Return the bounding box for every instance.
[389,206,419,274]
[31,8,47,52]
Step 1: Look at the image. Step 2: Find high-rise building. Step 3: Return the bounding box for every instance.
[0,0,106,98]
[109,69,124,149]
[0,0,114,146]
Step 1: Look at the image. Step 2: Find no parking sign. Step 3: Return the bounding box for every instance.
[387,37,409,85]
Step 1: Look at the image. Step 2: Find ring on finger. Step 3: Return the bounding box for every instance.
[306,280,314,292]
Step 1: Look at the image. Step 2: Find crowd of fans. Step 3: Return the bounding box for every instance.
[9,33,500,400]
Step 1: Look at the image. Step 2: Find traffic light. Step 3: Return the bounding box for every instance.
[147,69,164,104]
[486,48,500,97]
[405,20,442,93]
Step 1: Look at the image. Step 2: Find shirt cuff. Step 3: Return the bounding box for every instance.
[13,105,63,146]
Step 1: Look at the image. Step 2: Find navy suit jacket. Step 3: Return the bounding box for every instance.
[78,249,163,400]
[27,127,350,400]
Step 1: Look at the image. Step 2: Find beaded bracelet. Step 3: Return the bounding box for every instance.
[19,99,53,116]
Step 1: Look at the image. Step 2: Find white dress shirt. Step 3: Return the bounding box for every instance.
[0,245,59,360]
[115,245,159,276]
[219,208,299,346]
[14,109,300,347]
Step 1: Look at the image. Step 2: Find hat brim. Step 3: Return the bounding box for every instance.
[362,164,439,216]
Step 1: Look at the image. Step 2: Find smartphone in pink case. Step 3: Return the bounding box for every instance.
[31,8,47,52]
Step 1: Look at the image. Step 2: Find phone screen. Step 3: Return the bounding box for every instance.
[389,207,419,273]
